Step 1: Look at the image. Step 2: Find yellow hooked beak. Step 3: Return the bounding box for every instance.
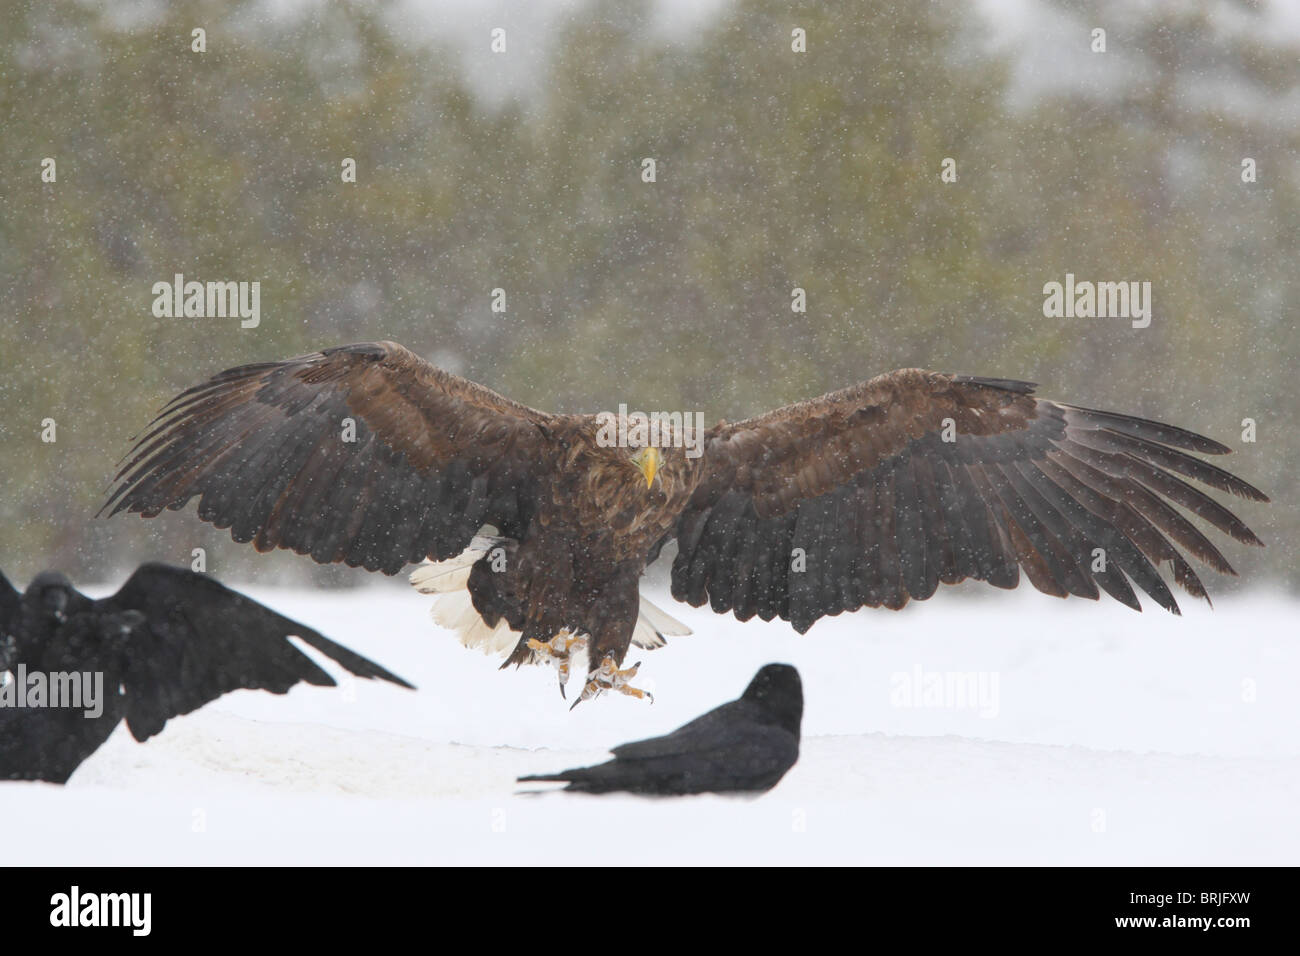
[631,447,662,489]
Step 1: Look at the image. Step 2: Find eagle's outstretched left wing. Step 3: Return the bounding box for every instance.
[673,371,1267,632]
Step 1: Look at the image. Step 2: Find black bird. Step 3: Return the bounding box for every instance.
[0,563,412,783]
[519,663,802,795]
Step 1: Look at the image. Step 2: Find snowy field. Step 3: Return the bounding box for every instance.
[3,581,1298,865]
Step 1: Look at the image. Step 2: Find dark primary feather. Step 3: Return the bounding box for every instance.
[673,372,1267,632]
[518,664,802,795]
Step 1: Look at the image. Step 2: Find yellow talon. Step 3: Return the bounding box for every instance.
[571,657,655,709]
[527,631,588,699]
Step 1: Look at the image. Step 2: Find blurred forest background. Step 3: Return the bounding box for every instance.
[0,0,1295,594]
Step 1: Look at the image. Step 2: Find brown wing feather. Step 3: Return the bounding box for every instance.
[103,342,560,574]
[673,372,1267,631]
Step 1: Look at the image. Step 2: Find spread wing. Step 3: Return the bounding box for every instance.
[101,563,413,741]
[673,371,1268,632]
[102,342,559,574]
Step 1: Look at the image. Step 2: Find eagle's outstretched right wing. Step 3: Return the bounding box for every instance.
[103,342,563,574]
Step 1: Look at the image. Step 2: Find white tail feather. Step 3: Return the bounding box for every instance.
[637,595,693,637]
[410,541,691,659]
[427,589,521,656]
[408,561,473,595]
[408,535,501,594]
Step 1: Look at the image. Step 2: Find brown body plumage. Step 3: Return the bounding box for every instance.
[485,425,702,669]
[103,342,1268,699]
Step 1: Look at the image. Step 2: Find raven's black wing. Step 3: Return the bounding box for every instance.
[100,563,413,740]
[606,701,754,760]
[521,702,799,795]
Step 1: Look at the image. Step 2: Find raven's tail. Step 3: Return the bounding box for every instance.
[516,773,573,784]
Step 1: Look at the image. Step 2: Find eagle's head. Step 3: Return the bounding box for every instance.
[628,446,662,489]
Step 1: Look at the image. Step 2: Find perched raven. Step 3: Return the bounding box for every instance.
[519,663,802,795]
[0,563,412,783]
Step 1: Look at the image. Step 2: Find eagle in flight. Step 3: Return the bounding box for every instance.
[104,342,1267,704]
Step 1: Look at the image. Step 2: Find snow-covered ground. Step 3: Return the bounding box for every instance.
[3,582,1297,864]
